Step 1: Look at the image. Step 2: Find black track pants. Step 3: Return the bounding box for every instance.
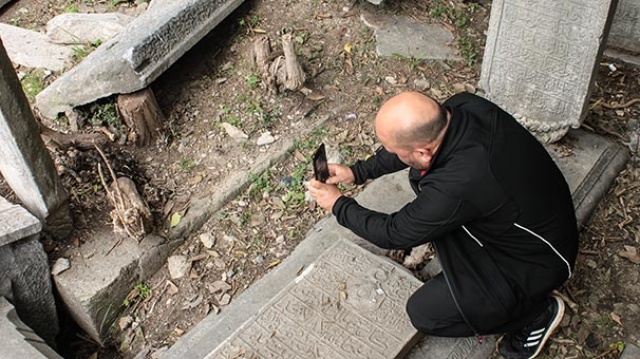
[406,273,548,337]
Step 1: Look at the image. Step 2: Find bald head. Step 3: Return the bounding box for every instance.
[375,92,447,151]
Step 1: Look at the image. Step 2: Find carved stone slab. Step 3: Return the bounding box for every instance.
[480,0,617,142]
[0,196,41,247]
[609,0,640,53]
[207,239,422,359]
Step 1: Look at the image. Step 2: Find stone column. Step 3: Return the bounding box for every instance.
[1,197,59,346]
[0,39,72,239]
[479,0,619,143]
[608,0,640,53]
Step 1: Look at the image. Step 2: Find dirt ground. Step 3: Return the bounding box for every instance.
[1,0,640,358]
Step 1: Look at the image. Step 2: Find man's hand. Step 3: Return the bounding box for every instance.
[326,164,355,185]
[307,179,343,212]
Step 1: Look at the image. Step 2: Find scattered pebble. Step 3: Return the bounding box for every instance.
[167,255,191,279]
[199,233,215,249]
[51,257,70,275]
[257,131,276,146]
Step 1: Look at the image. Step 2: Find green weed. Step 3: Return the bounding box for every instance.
[20,71,45,102]
[179,158,197,172]
[457,35,478,66]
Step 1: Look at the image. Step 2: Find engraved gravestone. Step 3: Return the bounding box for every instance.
[480,0,618,143]
[208,239,422,359]
[609,0,640,54]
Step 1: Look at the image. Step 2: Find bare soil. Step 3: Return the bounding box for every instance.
[1,1,640,359]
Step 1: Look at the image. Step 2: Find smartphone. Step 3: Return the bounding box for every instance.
[313,143,330,183]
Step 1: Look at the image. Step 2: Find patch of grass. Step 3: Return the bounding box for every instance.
[123,282,152,307]
[89,102,119,127]
[179,157,197,172]
[246,73,260,89]
[72,40,101,62]
[249,170,272,199]
[20,71,45,102]
[457,35,478,66]
[429,1,474,29]
[65,5,79,13]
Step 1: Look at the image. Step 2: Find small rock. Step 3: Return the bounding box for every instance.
[279,176,294,186]
[218,293,231,306]
[221,122,248,140]
[51,258,70,275]
[223,234,238,243]
[199,233,215,249]
[384,76,397,85]
[257,131,276,146]
[414,78,431,90]
[46,13,134,44]
[225,268,236,279]
[208,280,232,294]
[464,83,477,94]
[453,83,466,93]
[167,255,191,279]
[118,315,133,331]
[253,254,265,265]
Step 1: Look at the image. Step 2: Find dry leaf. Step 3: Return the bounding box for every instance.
[343,43,353,54]
[266,259,281,269]
[253,28,267,34]
[188,253,208,262]
[166,280,179,296]
[306,92,325,101]
[618,245,640,264]
[610,312,623,326]
[170,212,182,228]
[219,293,231,306]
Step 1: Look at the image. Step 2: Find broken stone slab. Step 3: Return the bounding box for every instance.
[0,230,59,345]
[46,13,134,45]
[405,335,496,359]
[608,0,640,54]
[360,13,460,60]
[53,232,171,343]
[0,298,63,359]
[0,196,41,247]
[36,0,245,119]
[208,238,423,359]
[0,23,74,72]
[621,340,640,359]
[548,129,628,227]
[479,0,617,142]
[0,40,73,239]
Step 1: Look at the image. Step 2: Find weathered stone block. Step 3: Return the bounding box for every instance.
[361,14,460,60]
[0,23,74,71]
[0,196,41,247]
[480,0,618,142]
[609,0,640,54]
[209,238,422,359]
[46,13,134,45]
[0,236,59,345]
[36,0,245,119]
[0,298,63,359]
[0,40,72,239]
[53,232,169,343]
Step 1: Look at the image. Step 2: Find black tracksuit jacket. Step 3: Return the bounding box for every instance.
[332,92,579,335]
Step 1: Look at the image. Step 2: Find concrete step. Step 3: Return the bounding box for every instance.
[162,129,627,359]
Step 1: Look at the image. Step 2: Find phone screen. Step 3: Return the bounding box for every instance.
[313,143,329,183]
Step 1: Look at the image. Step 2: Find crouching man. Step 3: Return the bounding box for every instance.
[307,91,578,359]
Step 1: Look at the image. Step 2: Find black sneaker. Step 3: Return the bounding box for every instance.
[498,295,565,359]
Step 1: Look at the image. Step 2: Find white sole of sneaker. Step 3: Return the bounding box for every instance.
[527,295,565,359]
